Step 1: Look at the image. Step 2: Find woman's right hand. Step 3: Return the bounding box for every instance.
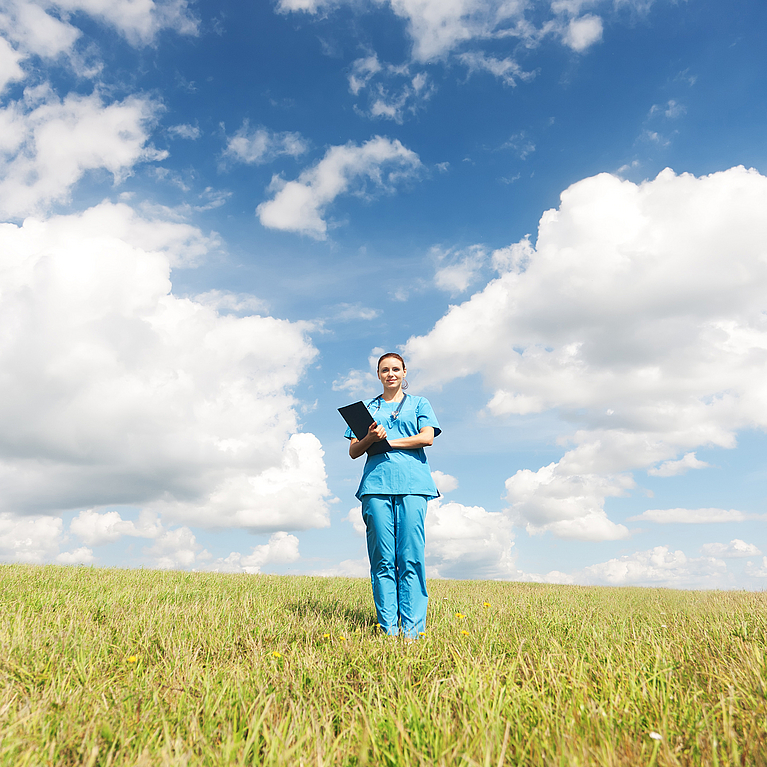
[366,421,387,443]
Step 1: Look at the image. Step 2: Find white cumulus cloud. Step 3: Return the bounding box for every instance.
[70,508,161,546]
[0,512,64,563]
[431,470,459,494]
[405,166,767,540]
[648,451,711,477]
[580,546,730,589]
[433,244,488,295]
[257,136,421,239]
[202,531,301,574]
[563,15,603,51]
[700,539,762,558]
[425,499,517,580]
[146,526,201,569]
[222,122,308,165]
[0,201,332,533]
[0,89,165,219]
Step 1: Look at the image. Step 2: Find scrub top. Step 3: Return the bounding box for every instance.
[344,394,441,500]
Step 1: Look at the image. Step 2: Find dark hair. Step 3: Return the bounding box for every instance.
[377,352,406,371]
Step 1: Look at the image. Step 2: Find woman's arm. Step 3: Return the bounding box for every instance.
[387,426,434,450]
[349,421,388,459]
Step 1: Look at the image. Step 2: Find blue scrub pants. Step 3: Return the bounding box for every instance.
[361,494,429,638]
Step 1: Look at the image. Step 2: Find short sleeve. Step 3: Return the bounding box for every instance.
[416,397,441,438]
[344,426,354,440]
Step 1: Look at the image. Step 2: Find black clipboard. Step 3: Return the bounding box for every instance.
[338,401,391,456]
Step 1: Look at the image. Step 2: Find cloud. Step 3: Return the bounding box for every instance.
[279,0,614,64]
[145,526,201,569]
[505,461,632,540]
[746,557,767,579]
[458,52,536,87]
[647,451,710,477]
[649,100,687,120]
[579,545,730,588]
[700,539,762,558]
[425,499,517,580]
[52,0,199,46]
[0,0,198,85]
[501,131,536,160]
[333,346,385,396]
[168,123,201,140]
[70,508,161,546]
[222,122,308,165]
[257,136,421,238]
[202,531,301,574]
[0,201,332,533]
[0,512,64,563]
[347,506,366,536]
[433,244,487,295]
[327,302,381,322]
[630,508,758,524]
[405,166,767,539]
[0,37,25,93]
[349,54,382,95]
[563,15,603,51]
[0,88,165,219]
[348,54,436,123]
[431,470,458,494]
[56,546,95,564]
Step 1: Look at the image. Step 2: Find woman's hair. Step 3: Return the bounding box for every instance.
[377,352,406,371]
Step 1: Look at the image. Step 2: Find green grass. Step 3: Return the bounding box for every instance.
[0,565,765,766]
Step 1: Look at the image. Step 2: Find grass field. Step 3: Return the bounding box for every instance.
[1,565,765,766]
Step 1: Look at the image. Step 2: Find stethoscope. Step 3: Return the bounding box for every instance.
[371,393,407,422]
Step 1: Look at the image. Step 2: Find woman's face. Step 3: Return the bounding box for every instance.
[378,357,405,391]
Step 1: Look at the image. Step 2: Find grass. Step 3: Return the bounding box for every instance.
[0,565,765,766]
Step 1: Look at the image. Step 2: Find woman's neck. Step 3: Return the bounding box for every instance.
[380,390,404,403]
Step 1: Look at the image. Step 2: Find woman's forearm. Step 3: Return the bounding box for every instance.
[388,427,434,450]
[349,434,375,459]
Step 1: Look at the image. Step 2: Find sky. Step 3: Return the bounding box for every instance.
[1,0,766,589]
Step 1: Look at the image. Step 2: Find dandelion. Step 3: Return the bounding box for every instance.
[339,636,346,641]
[127,656,137,664]
[649,732,662,741]
[461,630,470,636]
[483,602,491,608]
[455,613,465,619]
[272,651,282,659]
[418,632,426,636]
[322,633,330,639]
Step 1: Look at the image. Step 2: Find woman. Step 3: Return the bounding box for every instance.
[345,352,441,638]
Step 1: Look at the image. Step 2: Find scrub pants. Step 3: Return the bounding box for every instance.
[361,494,428,638]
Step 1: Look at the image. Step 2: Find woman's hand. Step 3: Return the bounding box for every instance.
[349,421,387,459]
[367,421,387,442]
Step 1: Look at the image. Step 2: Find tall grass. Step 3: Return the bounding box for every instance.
[0,565,765,765]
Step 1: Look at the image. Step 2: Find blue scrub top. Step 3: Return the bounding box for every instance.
[344,394,441,500]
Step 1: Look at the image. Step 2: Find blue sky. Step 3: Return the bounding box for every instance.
[1,0,766,588]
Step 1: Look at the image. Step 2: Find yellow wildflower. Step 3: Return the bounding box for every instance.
[483,602,491,608]
[455,613,465,619]
[322,633,330,639]
[339,636,346,641]
[127,656,137,664]
[461,630,470,636]
[272,651,282,658]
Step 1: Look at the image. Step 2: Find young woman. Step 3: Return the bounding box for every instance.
[345,352,441,638]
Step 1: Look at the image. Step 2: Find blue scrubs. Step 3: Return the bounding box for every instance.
[345,395,441,637]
